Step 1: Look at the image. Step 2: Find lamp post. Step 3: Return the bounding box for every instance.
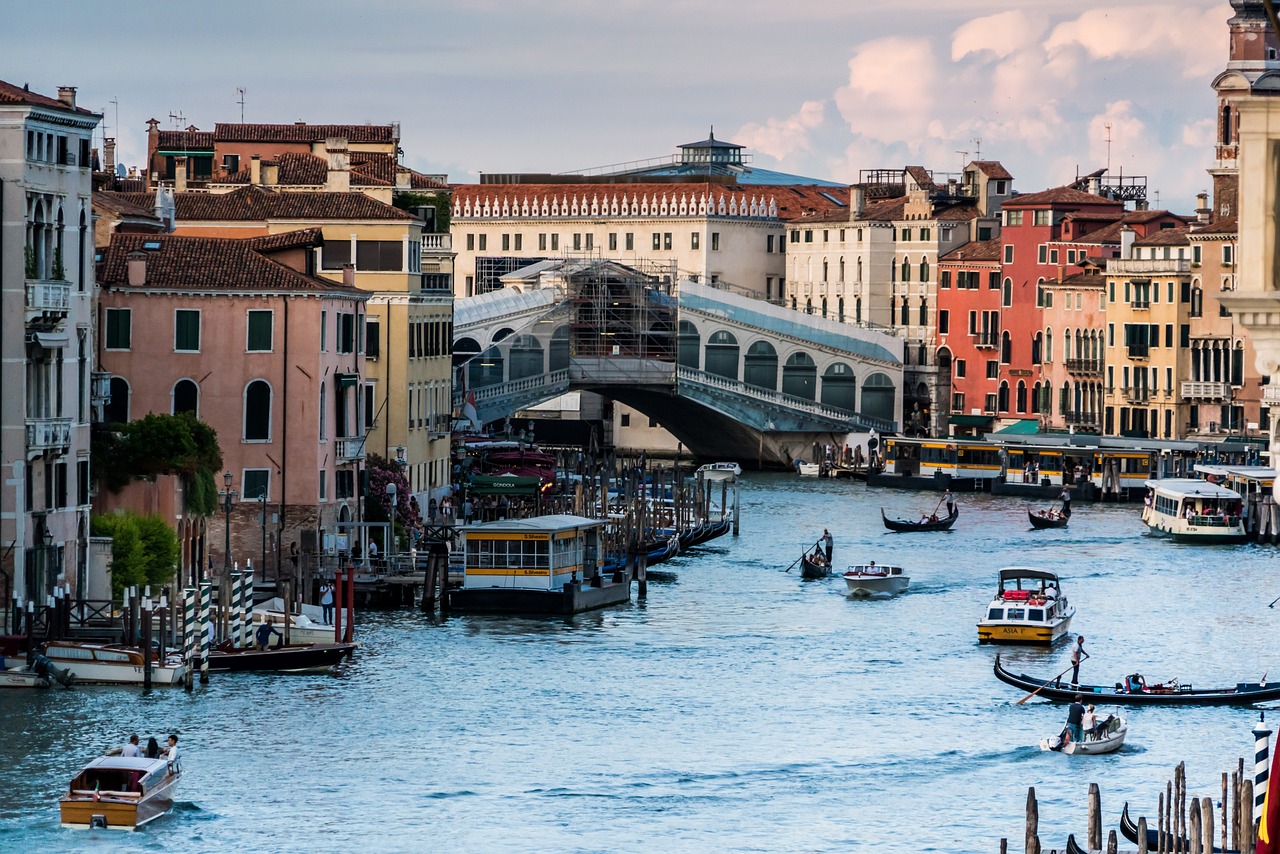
[258,492,268,583]
[220,471,237,576]
[385,482,397,572]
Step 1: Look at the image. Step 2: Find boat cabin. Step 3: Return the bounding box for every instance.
[1144,479,1243,527]
[848,564,904,577]
[461,514,604,592]
[68,757,170,799]
[977,567,1074,645]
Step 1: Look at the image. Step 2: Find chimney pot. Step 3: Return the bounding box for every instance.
[262,160,279,186]
[342,264,355,287]
[1120,226,1136,260]
[174,156,188,193]
[103,137,117,174]
[126,250,147,286]
[250,154,262,185]
[851,185,865,219]
[57,86,76,108]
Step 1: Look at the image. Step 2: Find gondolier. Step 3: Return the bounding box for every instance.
[1059,486,1072,518]
[1070,635,1088,685]
[821,529,833,564]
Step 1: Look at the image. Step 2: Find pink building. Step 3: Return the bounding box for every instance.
[96,229,368,581]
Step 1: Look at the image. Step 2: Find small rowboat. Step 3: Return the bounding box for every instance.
[881,507,958,532]
[800,554,830,579]
[994,654,1280,705]
[843,565,908,597]
[1028,509,1068,529]
[61,754,179,830]
[1040,713,1127,754]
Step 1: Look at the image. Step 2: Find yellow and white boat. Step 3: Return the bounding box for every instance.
[977,567,1074,645]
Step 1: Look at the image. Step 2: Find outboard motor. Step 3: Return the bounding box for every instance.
[89,814,108,829]
[31,653,75,688]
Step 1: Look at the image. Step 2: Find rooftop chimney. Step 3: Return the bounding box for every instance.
[126,250,147,286]
[1087,175,1102,196]
[325,137,350,192]
[262,160,279,186]
[342,263,355,287]
[250,154,262,185]
[103,137,116,175]
[1120,226,1136,260]
[1196,192,1211,224]
[851,185,865,219]
[174,155,188,193]
[57,87,77,109]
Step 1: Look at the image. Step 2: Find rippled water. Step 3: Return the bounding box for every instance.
[2,474,1277,853]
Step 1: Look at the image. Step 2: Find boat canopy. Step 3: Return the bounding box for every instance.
[998,567,1060,584]
[84,756,168,773]
[1144,478,1241,500]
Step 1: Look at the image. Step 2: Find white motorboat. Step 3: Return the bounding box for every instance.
[252,598,340,645]
[1041,713,1127,755]
[797,463,821,477]
[977,567,1074,645]
[42,642,186,686]
[843,564,908,597]
[0,664,49,688]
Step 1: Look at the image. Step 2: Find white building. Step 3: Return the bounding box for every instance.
[0,81,101,623]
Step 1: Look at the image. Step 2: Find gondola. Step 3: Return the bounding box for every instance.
[1119,802,1237,852]
[1028,509,1069,529]
[993,654,1280,706]
[881,506,958,532]
[207,642,356,673]
[800,554,830,579]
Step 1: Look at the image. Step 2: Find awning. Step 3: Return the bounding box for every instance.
[949,414,994,427]
[27,331,68,349]
[468,475,542,496]
[994,420,1041,435]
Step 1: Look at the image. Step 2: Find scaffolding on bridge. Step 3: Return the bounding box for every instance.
[568,259,677,361]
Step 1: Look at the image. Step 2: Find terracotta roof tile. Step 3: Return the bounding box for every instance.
[213,122,398,143]
[0,80,99,116]
[1192,216,1238,236]
[1044,270,1105,288]
[1134,226,1191,247]
[156,129,214,151]
[905,166,934,189]
[1005,186,1123,208]
[243,228,325,252]
[93,191,161,221]
[970,161,1013,180]
[1065,211,1187,245]
[100,231,362,295]
[940,236,1002,262]
[172,185,415,222]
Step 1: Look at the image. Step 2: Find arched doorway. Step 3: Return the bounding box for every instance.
[705,330,740,380]
[507,335,544,380]
[821,363,856,411]
[743,341,778,390]
[105,376,130,424]
[678,320,700,370]
[782,352,817,400]
[861,373,895,424]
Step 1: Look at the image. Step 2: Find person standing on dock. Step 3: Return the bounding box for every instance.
[320,582,334,625]
[1070,636,1088,686]
[822,529,833,564]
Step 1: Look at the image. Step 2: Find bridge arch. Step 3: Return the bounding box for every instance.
[861,372,895,424]
[469,349,504,387]
[782,352,817,400]
[491,327,515,346]
[744,340,778,390]
[705,330,739,380]
[507,335,544,380]
[821,362,856,411]
[454,336,482,369]
[678,320,700,370]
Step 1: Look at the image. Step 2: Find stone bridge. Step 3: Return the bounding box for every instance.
[453,264,903,465]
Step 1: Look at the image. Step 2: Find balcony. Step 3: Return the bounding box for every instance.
[1063,410,1099,427]
[26,417,72,454]
[422,234,452,252]
[1121,386,1150,404]
[973,332,998,349]
[1265,384,1280,405]
[1181,381,1232,401]
[1131,299,1150,310]
[90,372,111,406]
[336,437,366,463]
[1064,358,1102,375]
[25,279,70,326]
[429,414,452,438]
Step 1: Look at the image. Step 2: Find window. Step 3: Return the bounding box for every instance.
[625,233,634,251]
[244,380,272,441]
[1002,278,1012,307]
[1223,244,1233,265]
[1193,244,1202,264]
[987,360,999,379]
[1003,245,1013,264]
[711,232,720,251]
[356,240,402,271]
[478,235,487,251]
[767,235,775,253]
[365,318,380,359]
[321,310,328,351]
[1038,245,1047,264]
[664,233,673,250]
[955,359,966,377]
[1049,249,1059,265]
[1006,210,1024,226]
[790,230,800,244]
[804,230,813,243]
[172,379,198,416]
[539,233,547,251]
[940,271,951,289]
[691,232,700,250]
[242,469,270,501]
[319,470,327,502]
[609,233,618,251]
[174,309,201,352]
[1034,210,1051,226]
[551,234,558,250]
[652,233,661,250]
[247,310,273,352]
[938,309,949,334]
[105,308,131,349]
[502,234,511,251]
[620,412,630,427]
[338,313,355,354]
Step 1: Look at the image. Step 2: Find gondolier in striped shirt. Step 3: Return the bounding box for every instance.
[1070,635,1088,686]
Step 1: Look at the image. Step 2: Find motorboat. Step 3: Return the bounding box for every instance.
[1041,712,1127,754]
[0,652,74,688]
[41,642,186,686]
[60,753,179,830]
[843,564,908,597]
[207,641,356,673]
[1140,478,1248,543]
[993,654,1280,705]
[976,568,1074,645]
[252,598,338,646]
[797,463,821,477]
[697,462,742,477]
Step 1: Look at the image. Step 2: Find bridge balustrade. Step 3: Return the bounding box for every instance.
[677,366,895,432]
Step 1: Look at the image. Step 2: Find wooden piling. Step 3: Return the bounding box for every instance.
[1025,786,1039,854]
[1200,796,1212,854]
[1088,782,1101,851]
[1159,791,1166,853]
[1138,816,1149,854]
[1189,796,1201,854]
[1242,779,1255,852]
[141,598,152,690]
[1106,828,1117,854]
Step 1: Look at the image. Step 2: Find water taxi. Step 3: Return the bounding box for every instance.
[42,641,187,686]
[1140,478,1248,543]
[977,568,1074,645]
[60,754,179,830]
[252,598,339,646]
[843,564,908,598]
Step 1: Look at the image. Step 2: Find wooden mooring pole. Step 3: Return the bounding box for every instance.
[1025,786,1040,854]
[1087,782,1101,851]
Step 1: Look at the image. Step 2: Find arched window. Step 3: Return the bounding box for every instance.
[782,352,818,400]
[822,258,829,282]
[1045,328,1053,364]
[550,325,571,372]
[791,296,797,310]
[507,334,544,380]
[838,257,845,283]
[244,380,272,441]
[919,258,930,282]
[705,330,740,380]
[1191,286,1203,318]
[855,297,862,324]
[1222,104,1233,147]
[918,296,928,326]
[491,327,514,344]
[998,381,1010,413]
[677,320,700,370]
[1031,382,1041,414]
[172,379,198,416]
[744,341,778,390]
[469,346,504,388]
[1016,380,1027,413]
[856,257,863,283]
[901,257,911,282]
[899,297,909,326]
[805,298,813,315]
[105,376,130,424]
[1001,331,1012,364]
[821,297,828,319]
[821,363,856,411]
[838,297,845,323]
[1031,332,1042,365]
[1060,382,1070,417]
[861,372,896,424]
[1002,277,1012,307]
[319,381,327,439]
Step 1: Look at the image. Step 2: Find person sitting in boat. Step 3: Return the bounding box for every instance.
[929,513,939,522]
[1081,704,1097,741]
[121,733,142,757]
[255,620,283,651]
[1125,673,1147,693]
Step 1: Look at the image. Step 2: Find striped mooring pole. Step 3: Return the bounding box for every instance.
[240,568,254,650]
[1256,711,1272,824]
[229,569,242,651]
[182,586,196,690]
[199,580,213,684]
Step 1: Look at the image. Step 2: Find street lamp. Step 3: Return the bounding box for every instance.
[221,471,238,576]
[385,482,397,571]
[258,492,268,584]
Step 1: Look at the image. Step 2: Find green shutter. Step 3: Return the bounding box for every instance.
[247,311,273,352]
[175,310,200,351]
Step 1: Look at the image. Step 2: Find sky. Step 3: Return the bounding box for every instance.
[2,0,1233,212]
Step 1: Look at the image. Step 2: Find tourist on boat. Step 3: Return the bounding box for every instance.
[1125,673,1147,693]
[1065,694,1086,743]
[1071,636,1088,686]
[320,582,335,624]
[1081,704,1097,741]
[145,737,162,759]
[368,538,379,564]
[255,620,283,651]
[164,735,180,772]
[1184,504,1195,521]
[121,734,141,757]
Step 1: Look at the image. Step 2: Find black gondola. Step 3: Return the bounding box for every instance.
[881,506,959,532]
[1120,802,1236,852]
[207,642,356,673]
[1028,509,1069,529]
[993,654,1280,706]
[800,554,830,579]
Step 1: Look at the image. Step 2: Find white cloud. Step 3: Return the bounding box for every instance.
[735,100,826,160]
[834,37,939,146]
[1044,5,1227,79]
[1182,118,1216,149]
[952,10,1046,62]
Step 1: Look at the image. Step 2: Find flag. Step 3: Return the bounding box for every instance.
[1259,738,1280,854]
[463,391,480,432]
[93,781,100,802]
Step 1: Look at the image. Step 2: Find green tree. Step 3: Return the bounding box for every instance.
[393,191,451,231]
[136,515,180,588]
[93,412,223,516]
[91,512,181,595]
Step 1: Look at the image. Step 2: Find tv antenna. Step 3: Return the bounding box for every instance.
[168,111,185,129]
[236,87,246,123]
[1104,122,1113,173]
[955,149,969,172]
[972,137,982,161]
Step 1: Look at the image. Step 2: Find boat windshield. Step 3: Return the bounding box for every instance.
[1028,609,1044,622]
[1006,608,1025,620]
[987,608,1003,620]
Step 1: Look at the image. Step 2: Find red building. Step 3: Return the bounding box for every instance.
[936,237,1003,432]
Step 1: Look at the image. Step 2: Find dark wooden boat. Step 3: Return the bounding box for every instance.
[60,754,179,830]
[994,654,1280,705]
[1028,509,1069,529]
[881,506,958,532]
[1120,802,1236,852]
[207,642,356,673]
[800,555,830,579]
[679,519,731,551]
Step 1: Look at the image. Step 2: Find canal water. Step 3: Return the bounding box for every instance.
[1,474,1277,853]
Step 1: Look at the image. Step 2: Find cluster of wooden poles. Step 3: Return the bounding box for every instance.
[1008,758,1257,853]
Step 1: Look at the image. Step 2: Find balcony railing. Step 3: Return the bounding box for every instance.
[1265,384,1280,405]
[1063,410,1099,426]
[336,437,366,463]
[1064,358,1102,375]
[90,371,112,404]
[422,234,452,251]
[1121,386,1150,404]
[973,332,998,348]
[1181,381,1232,401]
[26,417,72,453]
[429,414,452,438]
[25,279,70,323]
[1131,299,1150,310]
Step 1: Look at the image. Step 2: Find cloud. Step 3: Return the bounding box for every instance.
[952,10,1046,62]
[735,100,827,160]
[1182,118,1216,149]
[1044,4,1227,79]
[833,37,939,145]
